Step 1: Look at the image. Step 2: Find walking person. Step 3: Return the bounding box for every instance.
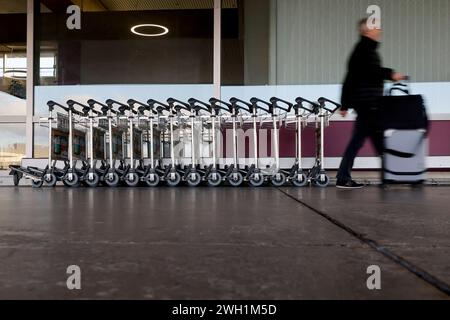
[336,18,407,189]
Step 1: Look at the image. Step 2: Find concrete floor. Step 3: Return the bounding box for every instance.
[0,186,449,300]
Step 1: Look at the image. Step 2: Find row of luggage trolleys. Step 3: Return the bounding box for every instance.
[9,96,341,188]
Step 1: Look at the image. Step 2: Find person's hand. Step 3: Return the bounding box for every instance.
[339,109,348,117]
[392,72,407,82]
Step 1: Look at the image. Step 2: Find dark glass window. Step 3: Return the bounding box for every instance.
[36,0,214,86]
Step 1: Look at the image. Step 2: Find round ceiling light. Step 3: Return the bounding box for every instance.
[131,24,169,37]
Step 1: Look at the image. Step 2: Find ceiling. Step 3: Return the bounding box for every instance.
[78,0,237,11]
[0,0,237,13]
[0,0,50,13]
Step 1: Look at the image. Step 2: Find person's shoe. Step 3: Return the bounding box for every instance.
[336,180,365,189]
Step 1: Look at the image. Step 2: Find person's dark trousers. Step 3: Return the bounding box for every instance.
[336,112,384,183]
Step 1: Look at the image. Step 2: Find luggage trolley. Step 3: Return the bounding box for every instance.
[148,99,182,187]
[9,101,72,187]
[87,99,123,187]
[167,98,203,187]
[106,99,141,187]
[52,100,86,188]
[209,98,245,187]
[291,97,319,187]
[188,98,227,187]
[306,97,341,187]
[128,99,162,187]
[66,100,103,187]
[229,97,265,187]
[249,97,294,186]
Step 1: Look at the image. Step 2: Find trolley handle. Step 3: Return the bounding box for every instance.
[167,98,191,113]
[148,99,170,115]
[136,106,146,116]
[67,100,93,117]
[63,100,84,116]
[127,99,146,108]
[295,97,319,113]
[188,98,211,114]
[229,97,253,114]
[209,98,232,114]
[250,97,271,114]
[47,100,69,113]
[127,99,151,116]
[270,97,293,113]
[128,99,158,115]
[88,99,115,116]
[106,99,136,116]
[318,97,342,114]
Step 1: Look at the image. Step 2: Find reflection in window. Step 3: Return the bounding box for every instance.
[40,54,56,78]
[34,124,49,159]
[36,1,214,86]
[0,124,26,170]
[0,53,56,79]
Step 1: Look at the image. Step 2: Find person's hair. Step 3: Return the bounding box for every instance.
[358,17,369,34]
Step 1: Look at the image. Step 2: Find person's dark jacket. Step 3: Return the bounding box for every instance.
[341,36,394,113]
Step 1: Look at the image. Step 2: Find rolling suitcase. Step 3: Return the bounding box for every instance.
[383,129,427,184]
[379,83,429,184]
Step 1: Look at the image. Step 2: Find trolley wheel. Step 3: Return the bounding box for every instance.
[271,172,287,187]
[125,173,140,187]
[207,172,222,187]
[64,172,80,188]
[85,172,100,188]
[167,172,181,187]
[249,172,265,187]
[187,171,202,187]
[313,175,330,188]
[31,179,44,188]
[12,173,20,186]
[145,173,160,187]
[44,173,58,187]
[228,172,243,187]
[104,172,120,188]
[292,173,308,187]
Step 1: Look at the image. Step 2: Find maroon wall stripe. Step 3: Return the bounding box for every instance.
[220,120,450,158]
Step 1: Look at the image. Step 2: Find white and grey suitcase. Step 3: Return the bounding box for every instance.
[379,83,429,184]
[382,129,427,184]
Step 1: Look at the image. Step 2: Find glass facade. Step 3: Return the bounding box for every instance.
[0,0,449,168]
[0,0,27,117]
[0,0,27,168]
[33,123,49,159]
[35,1,214,86]
[0,123,26,169]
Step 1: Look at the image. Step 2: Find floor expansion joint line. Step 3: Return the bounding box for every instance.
[276,188,450,297]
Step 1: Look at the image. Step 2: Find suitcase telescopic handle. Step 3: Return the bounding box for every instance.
[389,85,410,96]
[389,78,411,95]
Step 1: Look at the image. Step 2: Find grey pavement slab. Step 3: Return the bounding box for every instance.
[0,187,447,299]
